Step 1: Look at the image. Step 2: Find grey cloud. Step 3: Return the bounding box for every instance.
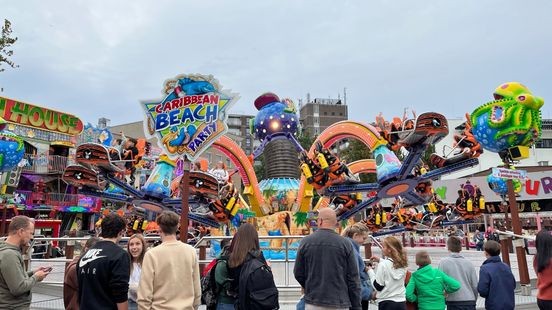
[1,0,552,126]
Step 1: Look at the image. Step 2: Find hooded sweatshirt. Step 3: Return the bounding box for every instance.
[405,265,461,310]
[0,241,37,310]
[438,252,478,305]
[367,258,407,303]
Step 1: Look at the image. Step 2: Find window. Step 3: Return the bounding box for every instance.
[339,112,343,116]
[538,161,549,166]
[535,139,552,148]
[227,128,242,136]
[227,117,243,126]
[331,112,335,116]
[323,112,327,115]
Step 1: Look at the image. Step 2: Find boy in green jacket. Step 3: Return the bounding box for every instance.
[406,250,461,310]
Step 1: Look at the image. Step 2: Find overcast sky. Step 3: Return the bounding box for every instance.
[1,0,552,127]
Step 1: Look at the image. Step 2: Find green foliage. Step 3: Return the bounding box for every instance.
[237,208,256,219]
[298,133,315,151]
[421,144,435,166]
[340,139,371,163]
[254,154,265,180]
[339,139,376,182]
[0,19,18,73]
[293,212,308,226]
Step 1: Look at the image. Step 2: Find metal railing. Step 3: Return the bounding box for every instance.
[21,154,69,174]
[26,235,308,287]
[194,235,305,287]
[15,190,83,207]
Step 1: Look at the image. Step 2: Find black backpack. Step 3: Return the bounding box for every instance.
[201,256,228,310]
[488,232,500,242]
[238,253,279,310]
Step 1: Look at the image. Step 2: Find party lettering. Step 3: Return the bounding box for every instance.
[187,122,218,152]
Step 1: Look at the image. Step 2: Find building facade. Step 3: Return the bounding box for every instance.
[0,96,102,237]
[299,98,348,137]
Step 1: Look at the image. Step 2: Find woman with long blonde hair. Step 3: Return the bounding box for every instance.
[127,233,147,310]
[367,236,408,310]
[343,223,373,310]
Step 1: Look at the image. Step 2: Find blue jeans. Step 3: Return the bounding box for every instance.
[128,300,138,310]
[297,297,305,310]
[217,303,235,310]
[361,280,373,301]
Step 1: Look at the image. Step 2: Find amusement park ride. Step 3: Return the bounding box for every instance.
[58,81,543,238]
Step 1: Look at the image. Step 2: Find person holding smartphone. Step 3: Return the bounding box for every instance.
[0,216,51,309]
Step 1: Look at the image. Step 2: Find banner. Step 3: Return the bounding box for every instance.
[0,96,83,135]
[141,74,239,161]
[491,167,527,180]
[433,171,552,203]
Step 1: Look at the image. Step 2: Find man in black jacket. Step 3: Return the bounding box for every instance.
[294,208,361,310]
[78,213,130,310]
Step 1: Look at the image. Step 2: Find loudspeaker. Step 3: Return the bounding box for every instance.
[4,167,22,194]
[508,146,529,160]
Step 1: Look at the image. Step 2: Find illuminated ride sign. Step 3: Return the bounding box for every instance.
[142,74,239,161]
[0,96,83,135]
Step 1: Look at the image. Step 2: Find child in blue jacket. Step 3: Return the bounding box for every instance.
[477,240,516,310]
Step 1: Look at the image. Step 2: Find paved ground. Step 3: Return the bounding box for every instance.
[29,247,538,309]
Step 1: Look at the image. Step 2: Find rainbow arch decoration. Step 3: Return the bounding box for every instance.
[297,121,388,211]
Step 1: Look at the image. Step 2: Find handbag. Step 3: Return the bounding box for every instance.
[404,271,418,310]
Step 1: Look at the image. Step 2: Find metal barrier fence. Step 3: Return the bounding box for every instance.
[22,233,386,290]
[194,235,306,287]
[26,235,312,288]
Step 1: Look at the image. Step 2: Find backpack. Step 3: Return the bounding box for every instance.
[201,256,228,310]
[238,254,279,310]
[487,232,499,242]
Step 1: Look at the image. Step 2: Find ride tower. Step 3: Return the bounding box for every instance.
[251,93,302,214]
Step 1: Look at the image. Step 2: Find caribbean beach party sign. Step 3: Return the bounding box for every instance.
[142,74,239,161]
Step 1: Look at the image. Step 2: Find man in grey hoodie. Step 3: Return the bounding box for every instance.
[0,216,50,309]
[438,236,478,310]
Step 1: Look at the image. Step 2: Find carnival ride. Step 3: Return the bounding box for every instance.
[61,108,484,235]
[62,143,235,228]
[58,82,544,239]
[296,112,484,235]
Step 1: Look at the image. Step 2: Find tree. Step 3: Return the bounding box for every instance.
[254,154,265,181]
[339,139,376,183]
[0,19,18,73]
[297,133,315,152]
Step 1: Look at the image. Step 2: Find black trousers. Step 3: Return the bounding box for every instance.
[538,299,552,310]
[378,301,406,310]
[446,305,476,310]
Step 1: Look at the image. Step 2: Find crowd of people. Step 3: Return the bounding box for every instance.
[0,210,551,309]
[293,209,552,310]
